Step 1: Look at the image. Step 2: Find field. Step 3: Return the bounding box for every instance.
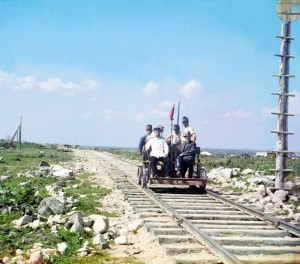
[0,143,143,264]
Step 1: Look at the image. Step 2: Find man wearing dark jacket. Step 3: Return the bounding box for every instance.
[177,131,196,178]
[138,124,152,155]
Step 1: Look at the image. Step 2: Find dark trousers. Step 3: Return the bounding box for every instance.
[150,156,169,177]
[177,156,195,178]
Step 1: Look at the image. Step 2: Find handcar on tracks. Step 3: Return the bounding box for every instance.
[137,146,207,191]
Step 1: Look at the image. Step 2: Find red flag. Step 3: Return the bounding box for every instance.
[170,103,175,120]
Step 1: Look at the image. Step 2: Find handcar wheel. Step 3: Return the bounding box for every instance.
[137,166,143,185]
[195,164,201,178]
[142,170,148,188]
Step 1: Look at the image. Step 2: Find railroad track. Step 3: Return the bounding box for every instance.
[85,150,300,264]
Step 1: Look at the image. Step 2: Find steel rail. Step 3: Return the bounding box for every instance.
[142,188,243,264]
[118,168,244,264]
[207,190,300,237]
[98,152,243,263]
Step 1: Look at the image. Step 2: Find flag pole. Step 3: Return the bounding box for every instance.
[177,101,180,125]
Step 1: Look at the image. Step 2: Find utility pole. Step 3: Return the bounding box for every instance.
[19,116,22,150]
[271,0,300,189]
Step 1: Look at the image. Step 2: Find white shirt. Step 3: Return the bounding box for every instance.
[181,126,196,142]
[145,136,169,158]
[167,131,182,145]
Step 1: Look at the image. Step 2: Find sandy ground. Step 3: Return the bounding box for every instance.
[74,149,176,264]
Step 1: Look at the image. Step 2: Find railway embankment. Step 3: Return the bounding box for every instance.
[1,146,300,263]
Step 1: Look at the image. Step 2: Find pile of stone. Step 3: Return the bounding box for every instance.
[208,167,300,222]
[1,160,145,264]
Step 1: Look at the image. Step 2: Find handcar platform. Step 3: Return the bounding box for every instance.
[149,177,206,188]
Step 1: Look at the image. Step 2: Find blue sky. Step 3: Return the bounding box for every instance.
[1,0,300,151]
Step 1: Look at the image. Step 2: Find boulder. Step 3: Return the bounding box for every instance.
[39,161,50,167]
[57,242,68,254]
[52,169,74,178]
[220,168,233,179]
[17,215,33,227]
[69,212,84,226]
[128,220,143,232]
[273,189,287,202]
[92,216,109,234]
[28,250,43,264]
[0,175,12,182]
[257,184,266,198]
[70,223,84,234]
[38,197,66,219]
[93,234,105,245]
[241,169,254,175]
[232,168,241,176]
[114,236,128,245]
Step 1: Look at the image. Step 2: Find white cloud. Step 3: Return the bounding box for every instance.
[102,108,126,120]
[136,113,145,122]
[262,106,277,118]
[81,112,91,120]
[179,79,202,98]
[0,69,99,95]
[159,100,174,109]
[224,109,255,119]
[136,101,172,122]
[290,90,300,116]
[142,81,158,95]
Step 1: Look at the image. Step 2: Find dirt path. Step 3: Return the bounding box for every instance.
[73,149,175,264]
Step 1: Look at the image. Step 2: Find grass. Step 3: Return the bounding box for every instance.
[0,142,130,263]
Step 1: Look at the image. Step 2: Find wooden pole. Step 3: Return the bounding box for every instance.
[19,116,22,150]
[177,101,180,125]
[272,22,294,189]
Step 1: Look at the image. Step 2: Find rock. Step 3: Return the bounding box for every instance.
[273,190,287,202]
[38,197,66,219]
[285,181,294,188]
[247,177,269,184]
[52,169,74,178]
[255,171,265,176]
[17,215,33,227]
[232,168,241,176]
[70,223,85,234]
[128,220,143,232]
[11,256,25,263]
[83,217,93,227]
[51,225,58,233]
[241,169,254,175]
[84,227,93,234]
[92,216,109,234]
[47,215,65,226]
[0,175,12,181]
[57,242,68,254]
[17,173,24,177]
[265,175,276,181]
[69,212,84,226]
[28,250,43,264]
[93,234,105,245]
[220,168,233,178]
[114,236,128,245]
[257,185,266,198]
[2,256,9,263]
[39,161,50,167]
[16,249,24,256]
[51,165,64,172]
[99,242,109,250]
[64,221,73,230]
[29,220,43,230]
[289,195,299,202]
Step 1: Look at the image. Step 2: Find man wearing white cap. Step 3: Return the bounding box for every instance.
[145,126,169,178]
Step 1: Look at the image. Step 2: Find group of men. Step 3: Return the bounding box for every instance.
[138,116,197,178]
